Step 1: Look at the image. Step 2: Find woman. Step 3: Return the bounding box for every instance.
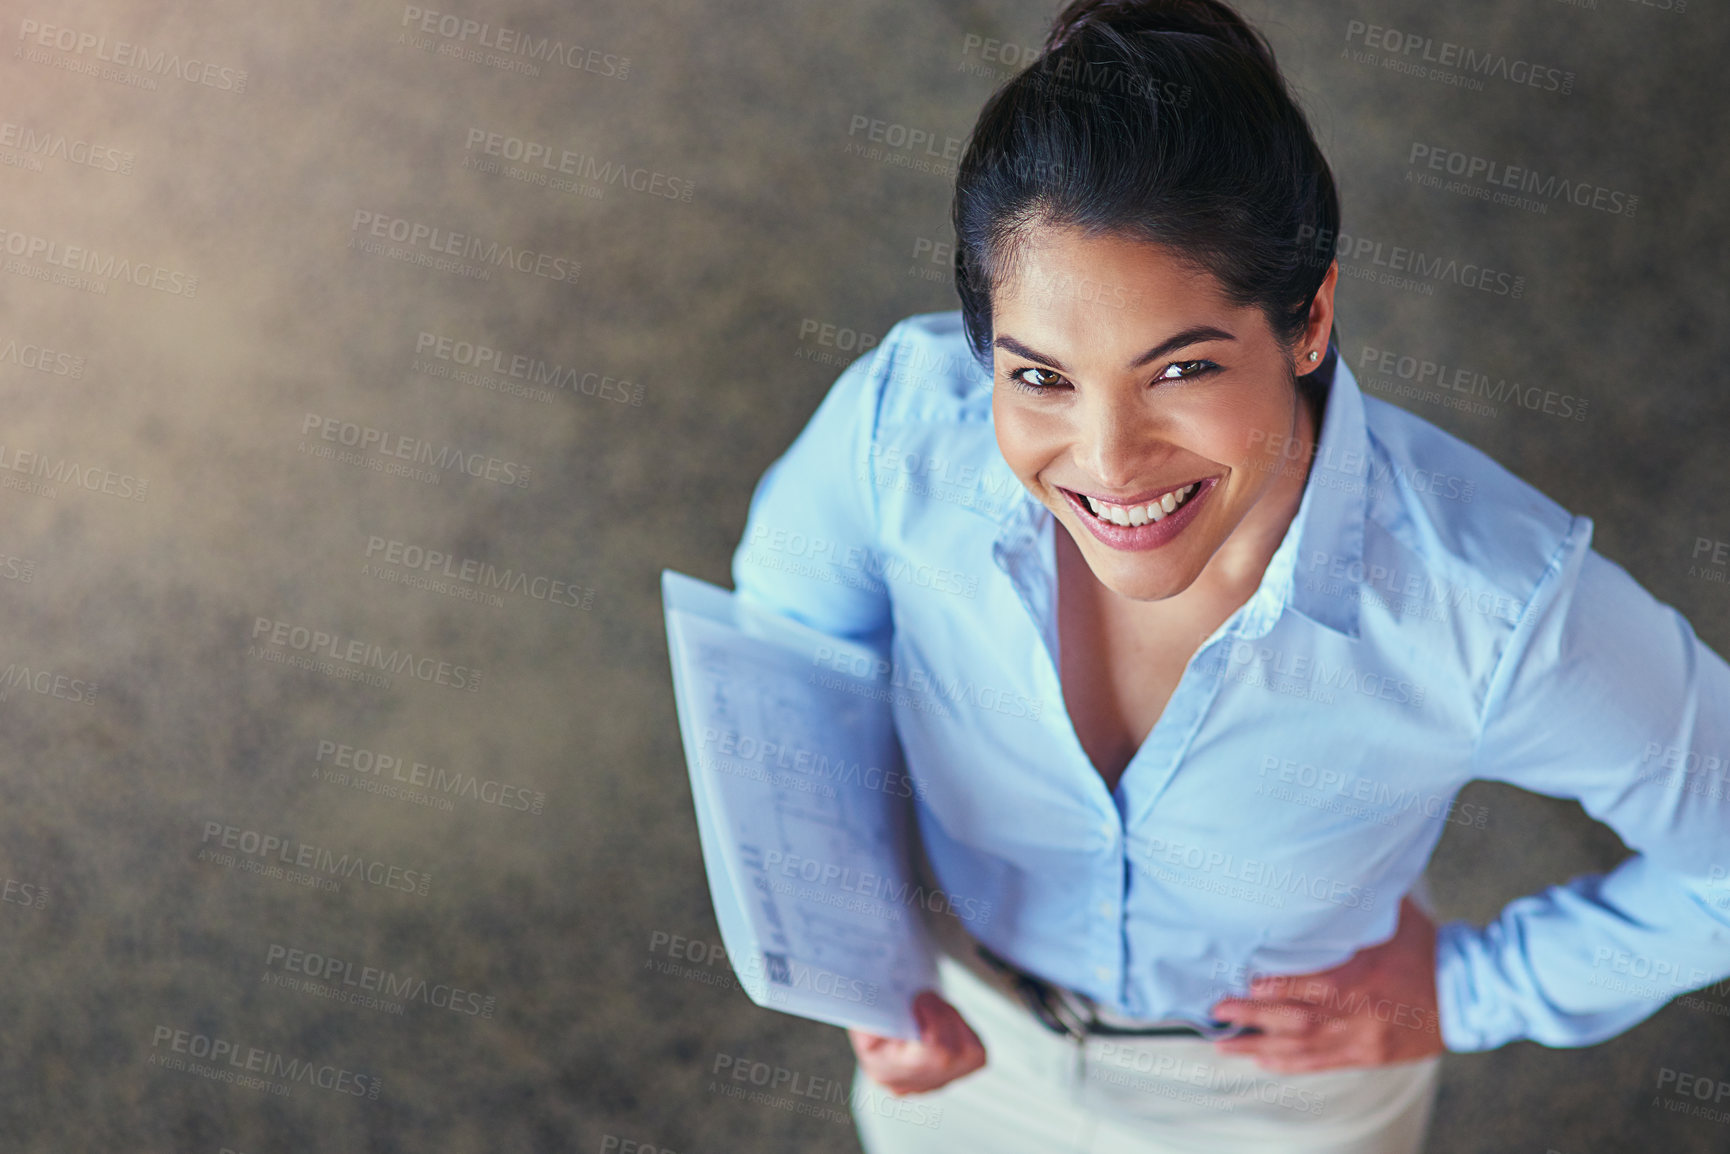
[731,2,1730,1151]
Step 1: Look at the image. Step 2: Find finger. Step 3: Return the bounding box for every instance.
[1251,961,1362,999]
[941,1007,985,1062]
[1213,999,1326,1038]
[915,992,981,1060]
[912,991,947,1042]
[1215,1031,1348,1070]
[860,1045,932,1088]
[1257,1051,1366,1075]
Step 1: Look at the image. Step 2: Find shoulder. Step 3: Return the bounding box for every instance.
[844,312,1024,527]
[870,310,995,425]
[1356,382,1586,606]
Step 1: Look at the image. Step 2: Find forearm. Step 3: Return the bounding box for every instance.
[1434,854,1730,1051]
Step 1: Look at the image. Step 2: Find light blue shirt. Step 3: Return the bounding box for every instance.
[730,310,1730,1052]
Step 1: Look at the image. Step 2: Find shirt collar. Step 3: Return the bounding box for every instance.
[987,342,1369,642]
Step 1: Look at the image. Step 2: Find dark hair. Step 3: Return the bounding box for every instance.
[952,0,1340,374]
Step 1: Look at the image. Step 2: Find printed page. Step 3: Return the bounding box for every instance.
[663,571,935,1039]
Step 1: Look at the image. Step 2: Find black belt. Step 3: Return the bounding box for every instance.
[974,944,1262,1042]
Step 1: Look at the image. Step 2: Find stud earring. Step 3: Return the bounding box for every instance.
[1307,350,1319,362]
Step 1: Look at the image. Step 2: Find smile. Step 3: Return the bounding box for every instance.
[1057,477,1218,551]
[1079,484,1198,526]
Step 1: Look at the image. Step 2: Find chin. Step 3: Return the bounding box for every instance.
[1085,550,1196,602]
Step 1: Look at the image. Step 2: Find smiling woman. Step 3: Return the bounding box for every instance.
[993,232,1334,794]
[730,1,1730,1152]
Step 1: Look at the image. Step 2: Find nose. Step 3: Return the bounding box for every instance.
[1077,388,1168,492]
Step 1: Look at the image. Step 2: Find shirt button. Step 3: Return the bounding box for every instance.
[1094,966,1112,982]
[1097,902,1113,918]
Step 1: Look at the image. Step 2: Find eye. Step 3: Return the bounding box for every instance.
[1006,365,1067,392]
[1160,359,1216,381]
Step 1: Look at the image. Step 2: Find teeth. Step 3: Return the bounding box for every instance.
[1079,481,1202,527]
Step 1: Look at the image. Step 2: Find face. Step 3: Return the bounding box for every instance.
[990,225,1336,602]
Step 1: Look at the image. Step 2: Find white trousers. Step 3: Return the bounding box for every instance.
[853,919,1441,1154]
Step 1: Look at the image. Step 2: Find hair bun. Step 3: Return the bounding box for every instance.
[1044,0,1275,71]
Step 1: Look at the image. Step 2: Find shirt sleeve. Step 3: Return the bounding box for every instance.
[1434,514,1730,1051]
[729,336,895,654]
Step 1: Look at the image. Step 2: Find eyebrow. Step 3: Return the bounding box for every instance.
[993,326,1237,372]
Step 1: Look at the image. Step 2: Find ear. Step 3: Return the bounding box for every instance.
[1294,261,1339,377]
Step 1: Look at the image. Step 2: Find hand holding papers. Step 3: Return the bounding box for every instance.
[661,570,936,1039]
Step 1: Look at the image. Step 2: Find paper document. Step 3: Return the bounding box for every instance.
[662,569,935,1039]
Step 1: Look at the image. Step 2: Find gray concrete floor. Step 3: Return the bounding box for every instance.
[0,0,1726,1150]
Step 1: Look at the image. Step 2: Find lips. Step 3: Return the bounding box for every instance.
[1075,482,1200,527]
[1057,476,1218,552]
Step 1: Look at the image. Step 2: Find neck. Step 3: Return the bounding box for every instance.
[1199,381,1320,597]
